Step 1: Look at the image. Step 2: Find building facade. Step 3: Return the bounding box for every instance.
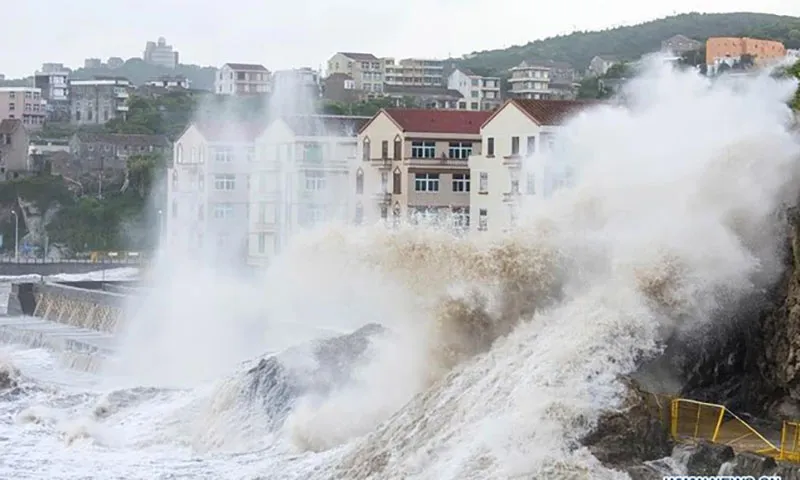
[357,109,492,228]
[661,34,702,54]
[68,78,133,125]
[322,73,360,103]
[588,56,620,77]
[447,68,503,111]
[143,37,179,69]
[0,119,31,177]
[383,58,445,88]
[167,122,265,264]
[469,99,593,233]
[0,87,47,130]
[248,114,369,266]
[214,63,270,95]
[705,37,786,72]
[34,68,69,121]
[508,61,552,100]
[327,52,384,95]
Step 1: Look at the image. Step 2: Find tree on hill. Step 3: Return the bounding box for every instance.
[456,12,800,75]
[790,60,800,111]
[69,58,216,90]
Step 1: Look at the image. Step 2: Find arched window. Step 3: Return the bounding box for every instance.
[362,137,370,162]
[176,144,183,164]
[171,170,178,190]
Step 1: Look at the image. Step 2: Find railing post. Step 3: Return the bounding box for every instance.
[712,407,725,442]
[670,400,679,439]
[781,421,787,460]
[694,404,702,439]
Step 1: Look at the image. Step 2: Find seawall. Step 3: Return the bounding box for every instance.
[0,261,141,276]
[8,281,134,333]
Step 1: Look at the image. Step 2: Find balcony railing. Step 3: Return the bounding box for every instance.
[403,156,469,167]
[502,155,522,167]
[502,191,521,202]
[372,192,391,204]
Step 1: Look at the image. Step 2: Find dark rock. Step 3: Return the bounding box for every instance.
[0,363,19,390]
[582,380,673,467]
[726,452,777,476]
[241,323,386,430]
[773,462,800,480]
[683,441,735,476]
[625,464,664,480]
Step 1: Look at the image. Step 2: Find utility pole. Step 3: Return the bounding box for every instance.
[11,210,18,262]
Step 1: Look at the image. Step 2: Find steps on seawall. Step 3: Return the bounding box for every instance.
[0,315,115,356]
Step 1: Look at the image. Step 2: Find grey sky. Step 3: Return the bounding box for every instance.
[3,0,799,78]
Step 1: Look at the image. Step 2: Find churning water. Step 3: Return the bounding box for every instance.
[2,58,800,480]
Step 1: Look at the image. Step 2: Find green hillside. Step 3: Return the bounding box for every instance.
[69,58,217,90]
[458,12,800,74]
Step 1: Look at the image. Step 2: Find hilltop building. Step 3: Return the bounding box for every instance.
[661,34,702,54]
[706,37,786,73]
[68,77,133,125]
[0,119,31,178]
[143,37,179,69]
[447,68,503,111]
[327,52,384,95]
[0,87,47,130]
[215,63,270,95]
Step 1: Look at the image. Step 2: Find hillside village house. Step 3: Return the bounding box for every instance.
[0,119,31,178]
[69,132,170,182]
[247,114,369,266]
[357,109,492,228]
[168,121,265,263]
[469,98,595,233]
[447,68,503,111]
[214,63,271,95]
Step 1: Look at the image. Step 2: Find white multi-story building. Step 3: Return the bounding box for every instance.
[143,37,179,69]
[167,121,265,263]
[508,61,552,100]
[214,63,271,95]
[447,68,502,111]
[248,114,370,266]
[469,98,593,233]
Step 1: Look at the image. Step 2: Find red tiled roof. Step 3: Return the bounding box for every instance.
[193,121,266,142]
[509,99,597,126]
[380,109,492,135]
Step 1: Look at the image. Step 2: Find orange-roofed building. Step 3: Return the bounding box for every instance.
[706,37,786,72]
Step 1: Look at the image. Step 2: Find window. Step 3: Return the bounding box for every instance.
[171,200,178,218]
[305,171,325,191]
[381,140,389,159]
[303,143,323,162]
[257,233,266,254]
[356,169,364,194]
[452,207,470,229]
[452,173,470,192]
[411,141,435,158]
[380,205,388,219]
[511,178,519,193]
[215,147,233,163]
[214,174,236,191]
[380,172,389,193]
[362,138,370,161]
[541,133,555,151]
[448,142,472,160]
[171,170,178,190]
[526,173,536,195]
[393,138,402,160]
[478,209,488,231]
[470,102,479,110]
[198,172,205,190]
[511,136,520,156]
[354,203,364,225]
[246,147,255,163]
[258,203,267,223]
[527,136,536,155]
[415,173,440,192]
[213,203,234,219]
[308,206,325,224]
[479,172,488,193]
[487,137,495,156]
[392,169,402,195]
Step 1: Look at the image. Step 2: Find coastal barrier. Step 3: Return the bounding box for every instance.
[8,281,135,333]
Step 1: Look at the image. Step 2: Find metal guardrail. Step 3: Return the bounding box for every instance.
[0,257,145,265]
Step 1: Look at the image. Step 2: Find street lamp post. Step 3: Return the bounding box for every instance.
[10,210,18,262]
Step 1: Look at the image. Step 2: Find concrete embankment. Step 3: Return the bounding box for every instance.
[0,280,138,372]
[8,281,134,333]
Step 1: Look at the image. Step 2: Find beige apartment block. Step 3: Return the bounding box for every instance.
[469,98,595,234]
[356,109,492,230]
[0,87,47,130]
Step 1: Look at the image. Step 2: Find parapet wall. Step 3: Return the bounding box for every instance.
[8,281,132,333]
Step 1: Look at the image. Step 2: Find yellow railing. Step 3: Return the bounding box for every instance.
[781,421,800,462]
[670,398,780,458]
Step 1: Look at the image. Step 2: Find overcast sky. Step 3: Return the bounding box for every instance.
[2,0,799,78]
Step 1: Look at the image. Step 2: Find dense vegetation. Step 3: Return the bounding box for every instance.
[457,12,800,74]
[791,60,800,111]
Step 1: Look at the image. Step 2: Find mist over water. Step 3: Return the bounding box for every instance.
[2,57,800,479]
